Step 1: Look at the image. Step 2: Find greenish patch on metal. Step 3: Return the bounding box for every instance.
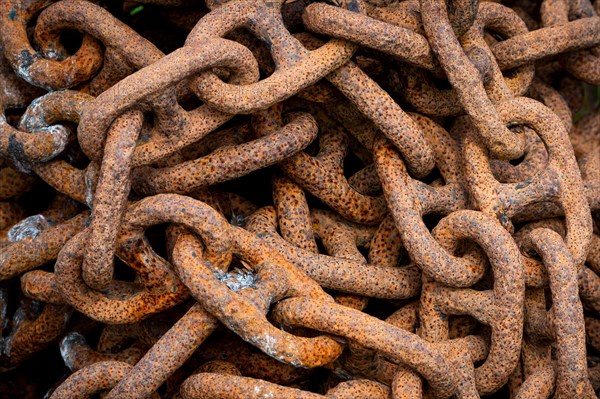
[130,5,144,15]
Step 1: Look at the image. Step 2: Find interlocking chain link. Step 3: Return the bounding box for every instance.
[0,0,598,397]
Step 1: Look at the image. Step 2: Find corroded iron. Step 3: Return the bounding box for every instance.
[0,0,598,397]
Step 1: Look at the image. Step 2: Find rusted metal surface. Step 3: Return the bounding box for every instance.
[0,0,598,398]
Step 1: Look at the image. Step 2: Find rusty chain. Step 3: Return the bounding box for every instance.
[0,0,599,397]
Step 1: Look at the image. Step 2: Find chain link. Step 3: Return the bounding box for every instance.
[0,0,598,397]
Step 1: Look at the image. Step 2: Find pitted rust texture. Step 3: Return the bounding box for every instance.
[0,0,599,397]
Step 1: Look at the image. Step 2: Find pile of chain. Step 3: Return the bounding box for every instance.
[0,0,599,397]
